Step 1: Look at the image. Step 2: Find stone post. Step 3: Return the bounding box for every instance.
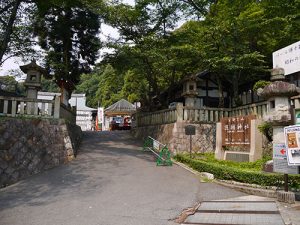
[214,122,224,160]
[176,103,183,122]
[54,95,61,119]
[249,119,263,161]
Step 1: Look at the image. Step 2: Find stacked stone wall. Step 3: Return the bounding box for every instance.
[132,122,216,154]
[0,118,82,187]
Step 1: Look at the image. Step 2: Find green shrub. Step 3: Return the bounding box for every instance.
[174,154,300,187]
[258,122,273,142]
[253,80,271,92]
[192,153,270,171]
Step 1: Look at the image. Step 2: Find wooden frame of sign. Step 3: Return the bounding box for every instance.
[221,115,256,147]
[215,115,263,162]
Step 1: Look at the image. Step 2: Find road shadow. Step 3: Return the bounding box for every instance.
[0,130,156,211]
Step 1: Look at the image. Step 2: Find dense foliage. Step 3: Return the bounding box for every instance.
[82,0,300,108]
[1,0,300,108]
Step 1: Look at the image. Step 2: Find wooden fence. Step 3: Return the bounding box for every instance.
[136,101,268,127]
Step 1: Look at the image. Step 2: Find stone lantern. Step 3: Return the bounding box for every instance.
[258,68,300,144]
[182,75,199,107]
[20,60,50,99]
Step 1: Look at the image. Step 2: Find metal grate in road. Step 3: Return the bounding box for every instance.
[182,200,285,225]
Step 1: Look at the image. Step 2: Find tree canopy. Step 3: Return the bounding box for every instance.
[1,0,300,109]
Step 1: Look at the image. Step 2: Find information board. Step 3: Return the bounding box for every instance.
[284,125,300,166]
[221,115,256,146]
[273,40,300,75]
[273,143,299,174]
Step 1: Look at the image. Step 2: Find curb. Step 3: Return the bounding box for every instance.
[214,180,277,198]
[173,159,300,225]
[173,159,297,201]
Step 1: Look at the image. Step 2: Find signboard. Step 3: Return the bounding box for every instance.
[273,143,287,159]
[273,143,299,174]
[185,125,196,135]
[284,125,300,166]
[221,115,256,146]
[153,140,160,151]
[97,107,104,124]
[272,40,300,75]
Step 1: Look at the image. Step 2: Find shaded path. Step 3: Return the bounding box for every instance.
[0,131,244,225]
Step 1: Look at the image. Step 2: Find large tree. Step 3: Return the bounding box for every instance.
[0,0,36,65]
[33,0,101,86]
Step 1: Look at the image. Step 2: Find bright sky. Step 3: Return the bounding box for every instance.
[0,0,134,76]
[0,24,120,76]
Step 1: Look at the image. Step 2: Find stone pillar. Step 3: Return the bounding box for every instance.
[176,103,183,122]
[249,119,263,161]
[214,122,224,160]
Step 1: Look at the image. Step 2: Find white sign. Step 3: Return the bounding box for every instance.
[273,143,287,159]
[153,140,160,151]
[284,125,300,166]
[97,107,104,124]
[273,40,300,75]
[273,143,299,174]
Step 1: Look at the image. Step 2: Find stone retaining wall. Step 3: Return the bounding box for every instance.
[0,118,82,187]
[132,122,216,154]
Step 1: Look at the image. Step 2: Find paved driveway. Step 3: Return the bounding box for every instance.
[0,131,244,225]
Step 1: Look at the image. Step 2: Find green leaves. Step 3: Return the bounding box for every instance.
[33,0,101,85]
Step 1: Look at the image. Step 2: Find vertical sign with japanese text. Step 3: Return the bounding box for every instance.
[98,107,104,124]
[221,115,256,146]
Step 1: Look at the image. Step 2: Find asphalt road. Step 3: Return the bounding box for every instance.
[0,131,245,225]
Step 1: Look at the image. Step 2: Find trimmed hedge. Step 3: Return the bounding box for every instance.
[174,154,300,187]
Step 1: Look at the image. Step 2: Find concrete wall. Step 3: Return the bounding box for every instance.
[0,118,82,188]
[132,121,216,154]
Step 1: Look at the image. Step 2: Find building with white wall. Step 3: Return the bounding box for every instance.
[38,92,97,131]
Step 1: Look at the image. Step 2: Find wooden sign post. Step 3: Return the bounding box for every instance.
[215,115,263,162]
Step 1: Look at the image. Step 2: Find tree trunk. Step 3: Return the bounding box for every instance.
[232,71,240,106]
[216,73,224,108]
[0,0,22,65]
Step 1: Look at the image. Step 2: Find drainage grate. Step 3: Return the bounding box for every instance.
[182,201,285,225]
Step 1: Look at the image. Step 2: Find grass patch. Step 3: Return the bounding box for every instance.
[192,152,271,172]
[174,153,300,187]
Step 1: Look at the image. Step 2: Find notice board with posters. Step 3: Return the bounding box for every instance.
[284,125,300,166]
[221,115,256,146]
[273,143,299,174]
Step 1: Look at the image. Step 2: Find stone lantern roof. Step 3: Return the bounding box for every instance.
[182,74,199,82]
[20,59,51,79]
[258,68,300,98]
